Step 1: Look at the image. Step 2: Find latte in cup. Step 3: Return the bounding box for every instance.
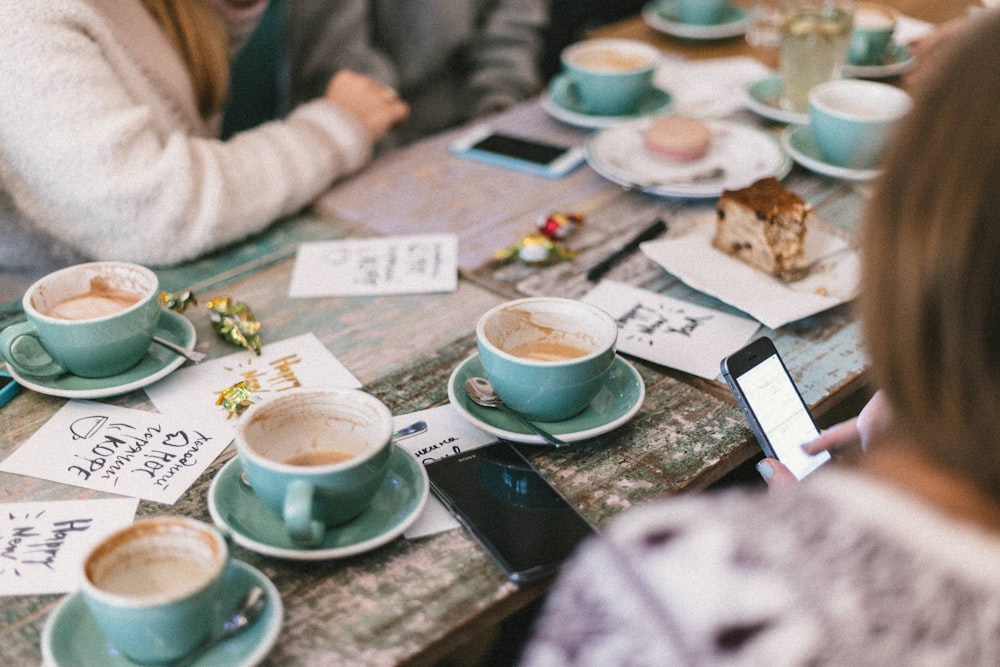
[508,340,590,362]
[567,48,652,72]
[45,286,144,320]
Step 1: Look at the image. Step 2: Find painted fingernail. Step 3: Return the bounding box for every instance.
[756,460,775,479]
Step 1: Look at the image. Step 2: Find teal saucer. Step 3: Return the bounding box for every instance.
[42,559,283,667]
[743,75,810,125]
[5,309,196,399]
[208,445,428,560]
[447,354,645,445]
[642,1,750,40]
[781,125,881,182]
[542,73,672,129]
[843,43,913,79]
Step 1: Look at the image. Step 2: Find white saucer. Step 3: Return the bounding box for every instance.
[208,445,428,561]
[587,118,792,199]
[642,1,751,40]
[447,354,645,445]
[743,75,810,125]
[6,310,196,399]
[781,125,881,182]
[843,43,914,79]
[542,73,673,129]
[41,559,283,667]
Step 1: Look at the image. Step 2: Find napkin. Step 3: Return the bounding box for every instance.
[640,215,859,329]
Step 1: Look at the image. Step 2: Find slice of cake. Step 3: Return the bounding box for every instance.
[712,177,812,281]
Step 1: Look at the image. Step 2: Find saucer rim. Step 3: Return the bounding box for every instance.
[642,1,750,40]
[5,309,196,399]
[447,353,645,445]
[542,73,673,129]
[843,43,914,78]
[781,124,881,182]
[743,75,810,125]
[208,445,429,561]
[41,559,283,667]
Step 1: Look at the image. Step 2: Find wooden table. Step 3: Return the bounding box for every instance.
[0,3,975,665]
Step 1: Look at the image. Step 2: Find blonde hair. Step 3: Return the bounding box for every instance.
[861,12,1000,495]
[141,0,230,119]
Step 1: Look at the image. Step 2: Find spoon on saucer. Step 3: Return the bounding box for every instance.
[172,585,267,666]
[152,335,206,363]
[464,377,568,447]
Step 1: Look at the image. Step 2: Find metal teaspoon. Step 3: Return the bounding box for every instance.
[172,585,267,666]
[464,376,569,447]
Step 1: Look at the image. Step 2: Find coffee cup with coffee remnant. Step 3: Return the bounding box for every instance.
[808,79,911,170]
[560,38,660,116]
[674,0,730,25]
[0,261,160,378]
[848,3,898,66]
[79,517,229,664]
[235,388,394,546]
[476,297,618,422]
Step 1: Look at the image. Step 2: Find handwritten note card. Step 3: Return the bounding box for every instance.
[583,280,760,380]
[288,234,458,297]
[0,402,229,504]
[391,404,498,539]
[145,333,361,439]
[0,498,138,596]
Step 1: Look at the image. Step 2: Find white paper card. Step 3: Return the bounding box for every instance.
[288,234,458,297]
[145,334,361,439]
[0,498,138,596]
[391,404,498,539]
[640,216,859,329]
[583,281,760,380]
[0,402,229,504]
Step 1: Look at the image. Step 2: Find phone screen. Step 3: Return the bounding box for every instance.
[470,133,570,166]
[726,344,830,480]
[425,442,595,582]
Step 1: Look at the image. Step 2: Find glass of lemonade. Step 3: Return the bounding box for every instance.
[779,0,854,112]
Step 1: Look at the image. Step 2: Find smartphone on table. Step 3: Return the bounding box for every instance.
[0,371,19,409]
[721,336,830,480]
[450,124,586,178]
[425,441,596,583]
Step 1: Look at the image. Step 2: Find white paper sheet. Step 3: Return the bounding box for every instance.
[391,404,498,539]
[288,234,458,297]
[145,333,361,440]
[0,401,230,504]
[640,216,859,329]
[583,281,760,379]
[0,498,138,596]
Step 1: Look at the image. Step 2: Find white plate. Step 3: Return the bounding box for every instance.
[542,73,673,129]
[743,75,810,125]
[642,1,751,40]
[782,125,881,182]
[586,118,792,199]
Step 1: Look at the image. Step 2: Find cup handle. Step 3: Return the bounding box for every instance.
[284,479,325,547]
[0,322,66,377]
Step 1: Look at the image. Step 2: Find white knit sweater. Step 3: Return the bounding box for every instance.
[0,0,372,277]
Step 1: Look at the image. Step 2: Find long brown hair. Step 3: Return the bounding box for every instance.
[860,12,1000,495]
[141,0,230,119]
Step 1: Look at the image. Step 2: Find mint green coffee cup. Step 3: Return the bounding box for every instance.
[808,79,911,169]
[675,0,729,25]
[235,388,394,547]
[476,297,618,422]
[560,38,660,116]
[80,517,230,664]
[0,261,159,378]
[848,2,898,66]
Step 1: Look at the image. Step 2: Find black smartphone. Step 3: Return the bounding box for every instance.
[721,336,830,480]
[0,371,19,409]
[450,124,585,178]
[425,441,596,583]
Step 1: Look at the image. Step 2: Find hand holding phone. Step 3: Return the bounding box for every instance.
[721,337,830,480]
[450,125,585,178]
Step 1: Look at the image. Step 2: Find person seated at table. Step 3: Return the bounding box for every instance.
[520,11,1000,665]
[276,0,548,147]
[0,0,409,300]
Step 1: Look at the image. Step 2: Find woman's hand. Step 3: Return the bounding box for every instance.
[324,70,409,143]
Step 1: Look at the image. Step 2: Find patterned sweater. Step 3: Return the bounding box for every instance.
[0,0,372,280]
[522,468,1000,666]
